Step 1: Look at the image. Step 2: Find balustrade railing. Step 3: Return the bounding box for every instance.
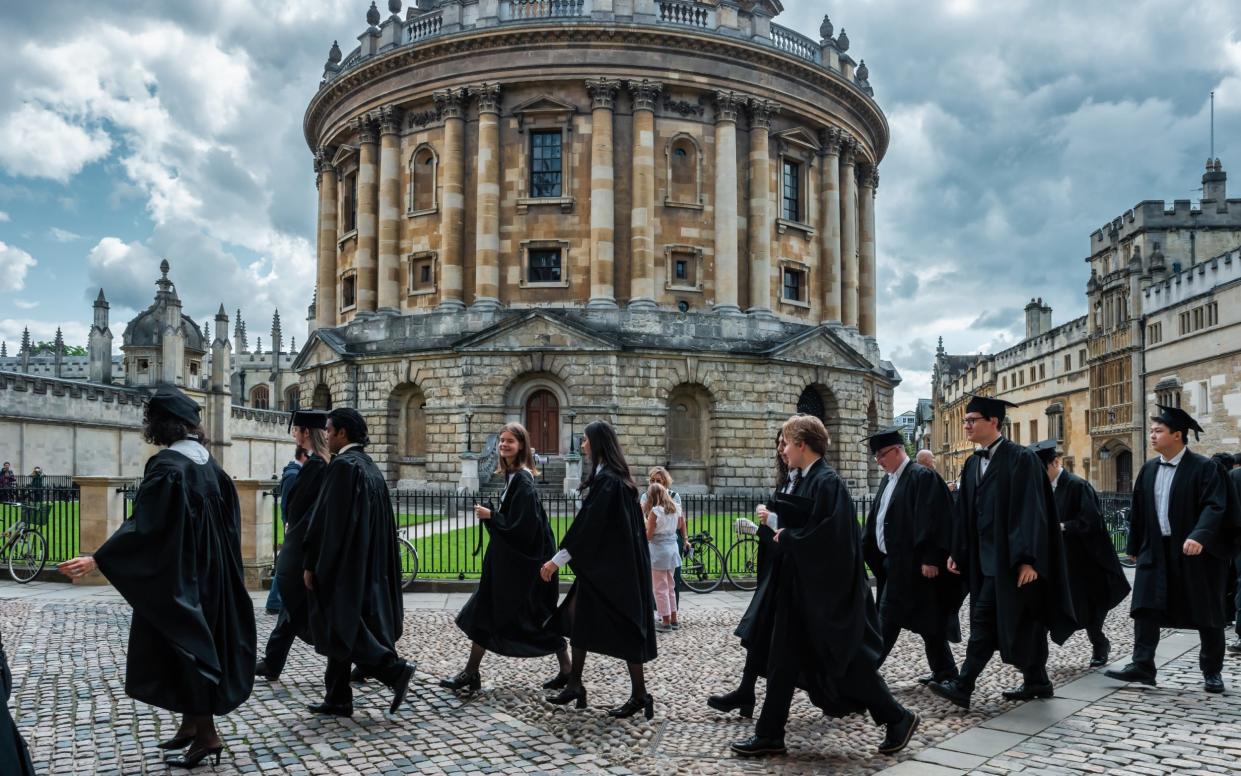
[769,23,820,63]
[506,0,586,20]
[657,1,712,28]
[407,12,444,41]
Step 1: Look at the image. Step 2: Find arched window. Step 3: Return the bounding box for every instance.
[401,391,427,459]
[407,145,438,214]
[284,386,301,412]
[250,384,270,410]
[666,384,711,464]
[665,134,702,207]
[796,385,826,421]
[312,383,332,410]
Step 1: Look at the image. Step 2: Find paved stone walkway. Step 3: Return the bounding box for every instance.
[1,579,1236,774]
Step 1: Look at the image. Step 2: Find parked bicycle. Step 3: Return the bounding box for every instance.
[1,501,49,583]
[682,524,761,593]
[1110,507,1136,568]
[397,534,420,589]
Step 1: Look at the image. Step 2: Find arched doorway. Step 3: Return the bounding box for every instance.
[1114,450,1133,493]
[312,383,332,410]
[525,389,560,455]
[796,385,826,421]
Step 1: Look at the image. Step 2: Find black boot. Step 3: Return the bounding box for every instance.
[878,709,920,755]
[927,678,972,710]
[438,669,481,694]
[1089,639,1111,668]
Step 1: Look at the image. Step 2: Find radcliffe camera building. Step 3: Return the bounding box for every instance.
[295,0,899,492]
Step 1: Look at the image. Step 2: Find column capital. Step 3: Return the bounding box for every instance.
[818,126,843,155]
[433,87,470,120]
[857,163,879,192]
[625,79,664,112]
[585,78,622,110]
[377,105,404,135]
[471,82,502,114]
[713,90,746,124]
[747,98,780,130]
[839,134,859,165]
[351,113,379,145]
[314,146,337,175]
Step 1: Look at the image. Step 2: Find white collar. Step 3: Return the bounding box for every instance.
[339,443,363,455]
[890,456,911,480]
[168,439,209,464]
[1159,447,1187,466]
[974,436,1003,454]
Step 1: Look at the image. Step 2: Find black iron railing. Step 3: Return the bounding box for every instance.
[0,487,81,564]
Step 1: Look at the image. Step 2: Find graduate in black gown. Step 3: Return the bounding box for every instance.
[861,427,963,685]
[0,631,35,776]
[440,422,570,694]
[928,394,1075,711]
[1030,440,1130,667]
[302,408,414,716]
[1106,406,1238,694]
[706,430,790,718]
[255,410,331,681]
[539,420,657,719]
[731,415,920,759]
[59,385,256,769]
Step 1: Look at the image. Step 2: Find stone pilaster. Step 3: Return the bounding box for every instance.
[818,128,842,323]
[858,164,878,338]
[627,79,662,309]
[839,136,859,329]
[434,88,468,311]
[315,148,339,329]
[472,83,503,311]
[352,113,379,314]
[713,90,745,315]
[377,105,403,313]
[586,78,621,310]
[747,98,778,315]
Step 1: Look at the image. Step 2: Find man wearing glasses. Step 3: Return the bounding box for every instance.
[928,394,1076,710]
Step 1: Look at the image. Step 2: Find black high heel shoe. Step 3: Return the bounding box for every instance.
[542,671,571,690]
[156,734,194,751]
[166,744,224,769]
[607,693,654,720]
[439,669,481,694]
[547,684,588,709]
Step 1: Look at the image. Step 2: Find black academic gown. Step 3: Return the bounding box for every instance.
[863,462,964,641]
[456,469,565,657]
[952,438,1076,667]
[733,480,790,672]
[275,454,328,641]
[94,448,256,715]
[1127,450,1236,629]
[0,634,34,776]
[303,447,404,665]
[553,467,657,663]
[1053,470,1130,629]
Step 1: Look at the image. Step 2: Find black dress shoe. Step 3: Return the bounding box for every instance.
[926,678,972,709]
[1227,638,1241,655]
[1104,664,1157,686]
[307,702,353,717]
[541,671,571,690]
[165,744,224,769]
[1089,644,1111,668]
[389,663,415,713]
[607,693,654,720]
[730,735,786,757]
[547,684,588,708]
[1001,683,1054,701]
[706,687,756,718]
[917,669,959,686]
[155,734,194,750]
[1204,673,1226,694]
[255,659,279,681]
[350,665,369,684]
[439,669,481,694]
[878,709,920,755]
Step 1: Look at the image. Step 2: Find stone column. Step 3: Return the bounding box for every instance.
[746,98,778,315]
[712,91,745,315]
[839,136,859,328]
[314,148,339,329]
[586,78,621,310]
[472,83,502,311]
[817,128,842,323]
[627,79,662,310]
[858,164,878,337]
[234,479,273,590]
[434,88,468,311]
[377,105,403,313]
[352,113,379,315]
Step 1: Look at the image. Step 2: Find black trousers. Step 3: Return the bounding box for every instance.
[324,653,406,707]
[958,576,1049,689]
[1132,617,1225,676]
[755,647,903,739]
[876,557,957,678]
[1233,553,1241,637]
[261,610,299,675]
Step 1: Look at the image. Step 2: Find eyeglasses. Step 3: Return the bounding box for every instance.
[962,416,984,426]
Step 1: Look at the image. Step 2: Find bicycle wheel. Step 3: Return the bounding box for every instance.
[724,535,759,591]
[8,530,47,583]
[681,538,724,594]
[397,537,419,589]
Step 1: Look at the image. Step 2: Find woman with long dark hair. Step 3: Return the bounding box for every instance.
[540,420,657,718]
[59,385,255,768]
[441,422,571,693]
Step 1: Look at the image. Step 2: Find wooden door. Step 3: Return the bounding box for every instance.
[525,390,560,455]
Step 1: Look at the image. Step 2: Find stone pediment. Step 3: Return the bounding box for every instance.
[330,144,358,167]
[455,312,619,353]
[766,327,871,370]
[511,94,577,128]
[291,330,346,371]
[775,127,820,154]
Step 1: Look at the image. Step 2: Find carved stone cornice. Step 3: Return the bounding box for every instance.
[817,126,842,156]
[713,90,746,124]
[377,105,404,135]
[432,87,469,120]
[472,82,502,114]
[747,98,780,130]
[625,79,663,113]
[351,113,379,145]
[585,78,622,111]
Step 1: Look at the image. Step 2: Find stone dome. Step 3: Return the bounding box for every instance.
[120,260,207,353]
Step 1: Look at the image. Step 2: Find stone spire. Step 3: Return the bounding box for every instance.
[256,335,263,355]
[159,261,186,385]
[211,304,231,395]
[234,309,249,353]
[271,309,283,356]
[19,327,30,373]
[53,327,65,378]
[1,341,6,358]
[89,288,113,384]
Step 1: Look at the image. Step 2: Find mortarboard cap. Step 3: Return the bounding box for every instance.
[1029,439,1060,465]
[965,393,1019,421]
[1150,404,1204,441]
[288,409,329,432]
[147,384,201,428]
[862,426,906,455]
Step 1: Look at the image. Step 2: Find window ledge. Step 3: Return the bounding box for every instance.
[666,282,704,293]
[517,196,574,214]
[337,229,358,247]
[776,219,815,239]
[779,296,811,309]
[406,207,438,218]
[663,199,704,211]
[407,286,437,297]
[340,303,358,313]
[520,279,570,289]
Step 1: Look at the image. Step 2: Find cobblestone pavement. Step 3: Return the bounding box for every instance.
[2,581,1227,775]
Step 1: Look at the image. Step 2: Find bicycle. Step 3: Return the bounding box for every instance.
[682,525,761,593]
[1109,507,1137,568]
[397,535,420,589]
[1,501,49,583]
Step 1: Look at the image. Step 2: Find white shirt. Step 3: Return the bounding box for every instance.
[338,442,363,455]
[1153,447,1186,537]
[168,439,209,464]
[874,457,910,555]
[976,437,1003,478]
[765,467,802,533]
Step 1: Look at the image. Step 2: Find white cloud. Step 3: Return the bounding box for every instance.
[13,300,37,309]
[0,210,9,222]
[0,104,111,182]
[49,227,81,242]
[0,240,36,292]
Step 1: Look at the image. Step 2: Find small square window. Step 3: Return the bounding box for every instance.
[408,253,436,294]
[782,267,806,303]
[528,248,562,284]
[341,273,357,309]
[675,259,688,280]
[666,247,701,290]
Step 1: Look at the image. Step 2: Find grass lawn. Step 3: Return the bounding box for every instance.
[0,500,81,564]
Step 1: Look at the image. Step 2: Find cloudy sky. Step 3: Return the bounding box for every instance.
[0,1,1237,413]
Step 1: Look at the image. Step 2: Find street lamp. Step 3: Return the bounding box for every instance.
[567,410,577,454]
[464,408,474,453]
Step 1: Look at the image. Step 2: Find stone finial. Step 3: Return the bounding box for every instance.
[1,341,6,358]
[290,336,296,352]
[389,0,402,15]
[585,79,621,111]
[819,14,833,42]
[256,336,263,354]
[20,327,30,352]
[367,1,381,27]
[328,40,342,65]
[54,327,63,349]
[856,59,869,82]
[836,28,850,52]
